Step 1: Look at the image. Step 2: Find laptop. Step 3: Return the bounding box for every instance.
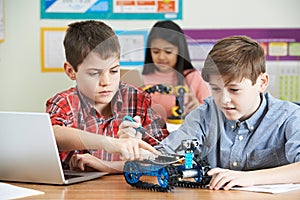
[0,111,107,185]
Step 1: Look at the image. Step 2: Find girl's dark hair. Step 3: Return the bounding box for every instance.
[142,20,194,85]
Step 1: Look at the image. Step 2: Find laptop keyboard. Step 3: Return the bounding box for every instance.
[64,170,84,179]
[64,174,82,179]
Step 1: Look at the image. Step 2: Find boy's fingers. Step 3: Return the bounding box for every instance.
[133,116,141,124]
[139,148,156,160]
[78,159,85,171]
[133,143,140,159]
[138,140,160,155]
[121,118,140,129]
[207,167,222,175]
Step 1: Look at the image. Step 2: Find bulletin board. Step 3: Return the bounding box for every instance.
[40,27,67,72]
[183,28,300,103]
[40,0,182,20]
[0,0,4,43]
[40,27,300,103]
[183,28,300,62]
[116,30,148,66]
[40,27,148,72]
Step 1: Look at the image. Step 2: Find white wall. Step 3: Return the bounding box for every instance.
[0,0,300,112]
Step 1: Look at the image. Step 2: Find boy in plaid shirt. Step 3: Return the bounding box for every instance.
[46,20,168,173]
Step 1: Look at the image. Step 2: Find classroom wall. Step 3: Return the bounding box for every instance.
[0,0,300,112]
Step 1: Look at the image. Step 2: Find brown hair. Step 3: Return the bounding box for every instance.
[63,20,120,72]
[202,35,266,85]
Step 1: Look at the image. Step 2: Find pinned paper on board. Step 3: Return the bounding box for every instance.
[40,27,66,72]
[289,42,300,56]
[269,42,288,56]
[0,0,4,43]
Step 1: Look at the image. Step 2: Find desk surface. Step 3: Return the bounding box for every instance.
[5,175,300,199]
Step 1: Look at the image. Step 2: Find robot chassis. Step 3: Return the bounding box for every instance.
[123,139,212,192]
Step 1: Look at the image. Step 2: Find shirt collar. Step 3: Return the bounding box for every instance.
[112,83,123,116]
[76,86,96,116]
[229,93,267,132]
[244,93,267,131]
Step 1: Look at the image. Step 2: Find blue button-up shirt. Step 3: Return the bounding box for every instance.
[158,93,300,171]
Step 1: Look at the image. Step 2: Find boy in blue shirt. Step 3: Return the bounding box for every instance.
[156,35,300,190]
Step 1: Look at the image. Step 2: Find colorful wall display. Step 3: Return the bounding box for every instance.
[40,27,300,102]
[183,28,300,62]
[183,28,300,103]
[40,0,182,20]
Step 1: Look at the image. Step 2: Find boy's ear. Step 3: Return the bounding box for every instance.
[64,62,76,80]
[258,73,269,92]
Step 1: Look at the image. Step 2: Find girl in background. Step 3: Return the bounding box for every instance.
[142,20,210,121]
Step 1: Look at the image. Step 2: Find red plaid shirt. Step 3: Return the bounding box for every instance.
[46,82,169,162]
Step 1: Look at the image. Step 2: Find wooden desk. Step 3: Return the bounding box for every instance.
[6,175,300,199]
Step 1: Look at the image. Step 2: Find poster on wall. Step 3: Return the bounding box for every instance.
[183,28,300,103]
[0,0,4,42]
[40,0,182,20]
[116,30,148,66]
[40,27,66,72]
[183,29,300,63]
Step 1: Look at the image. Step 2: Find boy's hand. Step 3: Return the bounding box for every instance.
[207,168,254,190]
[69,153,99,172]
[118,116,142,139]
[120,148,157,161]
[69,153,124,173]
[106,137,159,161]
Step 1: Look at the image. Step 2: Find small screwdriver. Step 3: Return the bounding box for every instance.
[122,115,162,144]
[122,115,175,153]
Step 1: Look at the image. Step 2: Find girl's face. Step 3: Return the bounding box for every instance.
[150,38,179,73]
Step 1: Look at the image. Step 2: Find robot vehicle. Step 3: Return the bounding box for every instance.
[123,139,212,192]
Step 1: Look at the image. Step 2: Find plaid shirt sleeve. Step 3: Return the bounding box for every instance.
[46,94,74,127]
[133,87,170,146]
[45,88,78,128]
[45,91,71,163]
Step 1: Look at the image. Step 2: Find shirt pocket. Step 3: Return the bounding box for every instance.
[246,147,287,170]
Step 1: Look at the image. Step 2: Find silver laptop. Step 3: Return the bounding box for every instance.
[0,111,107,185]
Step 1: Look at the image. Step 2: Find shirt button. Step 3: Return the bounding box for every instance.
[238,135,243,141]
[250,126,254,130]
[232,162,238,167]
[231,125,235,129]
